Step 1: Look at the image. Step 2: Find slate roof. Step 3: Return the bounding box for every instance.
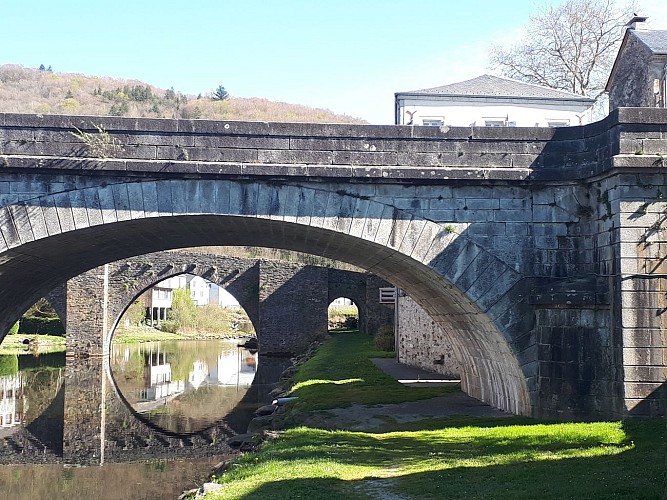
[398,74,593,102]
[633,29,667,54]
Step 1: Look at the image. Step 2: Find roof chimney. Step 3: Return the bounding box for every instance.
[626,15,648,30]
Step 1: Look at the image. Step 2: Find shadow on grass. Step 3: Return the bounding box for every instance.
[238,447,664,500]
[231,419,665,500]
[237,421,665,500]
[387,426,666,500]
[373,415,540,433]
[263,423,634,468]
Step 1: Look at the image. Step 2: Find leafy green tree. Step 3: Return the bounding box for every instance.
[0,355,18,376]
[124,299,147,326]
[125,84,152,102]
[212,85,229,101]
[109,100,129,116]
[8,321,19,335]
[39,64,45,71]
[169,288,198,331]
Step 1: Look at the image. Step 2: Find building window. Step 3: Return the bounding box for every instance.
[484,118,515,127]
[422,118,444,127]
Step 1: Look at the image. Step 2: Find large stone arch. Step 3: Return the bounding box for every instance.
[0,179,529,415]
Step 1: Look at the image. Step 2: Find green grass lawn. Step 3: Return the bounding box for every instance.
[287,330,458,412]
[111,325,245,343]
[0,334,65,355]
[205,331,666,499]
[111,325,188,343]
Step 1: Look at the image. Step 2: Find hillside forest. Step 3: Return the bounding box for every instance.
[0,64,366,124]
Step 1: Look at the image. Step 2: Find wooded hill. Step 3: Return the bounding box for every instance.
[0,64,366,124]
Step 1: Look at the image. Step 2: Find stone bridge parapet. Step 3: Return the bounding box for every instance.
[0,107,663,184]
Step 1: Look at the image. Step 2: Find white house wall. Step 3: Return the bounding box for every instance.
[150,288,173,308]
[188,276,210,306]
[397,98,594,127]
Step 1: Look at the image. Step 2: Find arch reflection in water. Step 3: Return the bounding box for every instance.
[110,340,257,434]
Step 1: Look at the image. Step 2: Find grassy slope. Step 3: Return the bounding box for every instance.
[287,331,457,412]
[0,334,65,355]
[206,332,667,500]
[111,325,246,343]
[0,64,366,123]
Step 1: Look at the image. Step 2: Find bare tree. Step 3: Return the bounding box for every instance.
[490,0,635,96]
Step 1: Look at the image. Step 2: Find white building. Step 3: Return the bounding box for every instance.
[395,74,595,128]
[0,373,24,430]
[187,275,210,306]
[144,274,220,324]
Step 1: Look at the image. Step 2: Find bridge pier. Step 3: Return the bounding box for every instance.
[258,260,328,355]
[66,266,110,357]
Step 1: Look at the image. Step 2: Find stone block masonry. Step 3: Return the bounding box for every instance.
[1,109,667,419]
[397,295,461,379]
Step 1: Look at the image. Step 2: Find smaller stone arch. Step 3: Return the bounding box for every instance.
[327,295,360,331]
[103,253,260,352]
[327,268,394,336]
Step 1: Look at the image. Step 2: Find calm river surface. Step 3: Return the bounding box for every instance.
[0,339,272,499]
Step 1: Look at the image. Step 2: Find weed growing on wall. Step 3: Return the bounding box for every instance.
[70,123,123,158]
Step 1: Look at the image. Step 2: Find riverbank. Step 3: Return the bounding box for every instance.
[0,325,254,354]
[112,325,255,343]
[0,334,65,355]
[197,331,667,500]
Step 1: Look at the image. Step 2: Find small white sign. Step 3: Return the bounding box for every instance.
[379,287,397,304]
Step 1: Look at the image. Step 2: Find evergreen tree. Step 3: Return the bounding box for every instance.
[212,85,229,101]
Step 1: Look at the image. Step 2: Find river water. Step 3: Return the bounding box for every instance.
[0,339,282,499]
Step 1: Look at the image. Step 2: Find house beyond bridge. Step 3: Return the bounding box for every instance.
[394,74,595,128]
[0,109,666,421]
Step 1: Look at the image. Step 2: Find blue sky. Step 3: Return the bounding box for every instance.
[2,0,666,124]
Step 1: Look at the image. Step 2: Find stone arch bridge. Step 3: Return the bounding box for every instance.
[0,109,666,420]
[46,250,393,355]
